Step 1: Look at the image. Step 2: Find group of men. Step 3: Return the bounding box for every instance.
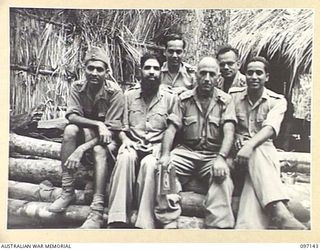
[48,33,306,230]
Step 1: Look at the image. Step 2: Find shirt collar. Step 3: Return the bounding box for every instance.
[161,61,187,74]
[241,87,268,101]
[80,79,107,100]
[193,87,220,102]
[135,83,163,100]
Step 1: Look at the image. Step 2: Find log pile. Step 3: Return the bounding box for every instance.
[8,133,311,229]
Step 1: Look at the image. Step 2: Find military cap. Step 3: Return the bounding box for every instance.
[84,46,109,66]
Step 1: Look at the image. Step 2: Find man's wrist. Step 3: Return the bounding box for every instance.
[218,152,227,160]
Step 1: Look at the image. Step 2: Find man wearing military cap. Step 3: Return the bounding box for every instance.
[229,56,306,230]
[160,33,196,94]
[48,46,124,229]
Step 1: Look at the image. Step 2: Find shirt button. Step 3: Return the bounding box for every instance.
[145,131,149,134]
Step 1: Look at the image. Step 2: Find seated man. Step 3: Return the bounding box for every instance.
[229,56,306,230]
[159,56,236,229]
[107,53,181,229]
[48,46,124,229]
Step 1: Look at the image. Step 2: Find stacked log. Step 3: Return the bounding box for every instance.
[8,133,311,229]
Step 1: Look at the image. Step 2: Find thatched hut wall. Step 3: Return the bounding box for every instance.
[10,9,230,118]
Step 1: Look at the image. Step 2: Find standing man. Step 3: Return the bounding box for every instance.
[107,53,181,229]
[230,56,306,229]
[159,56,236,229]
[161,33,196,94]
[48,46,124,229]
[216,45,246,93]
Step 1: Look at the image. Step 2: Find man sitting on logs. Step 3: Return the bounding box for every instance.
[160,33,196,94]
[229,56,306,230]
[159,56,236,229]
[107,53,181,229]
[48,46,124,229]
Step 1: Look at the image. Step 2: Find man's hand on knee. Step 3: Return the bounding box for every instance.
[97,121,112,145]
[211,156,230,184]
[235,143,254,167]
[64,148,84,171]
[122,137,137,152]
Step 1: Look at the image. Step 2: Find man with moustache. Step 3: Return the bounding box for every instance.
[48,46,124,229]
[107,53,181,229]
[216,45,246,93]
[230,56,306,230]
[159,56,236,229]
[161,33,196,94]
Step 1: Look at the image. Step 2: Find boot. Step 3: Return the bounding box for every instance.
[48,172,76,213]
[80,210,104,229]
[80,194,105,229]
[271,214,307,230]
[268,201,307,230]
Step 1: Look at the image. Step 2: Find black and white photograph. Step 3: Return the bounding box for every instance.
[7,8,312,232]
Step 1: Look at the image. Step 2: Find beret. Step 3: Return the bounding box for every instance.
[84,46,108,66]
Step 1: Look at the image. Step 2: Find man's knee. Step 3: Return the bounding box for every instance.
[140,155,157,172]
[93,145,107,157]
[118,148,137,161]
[63,124,80,140]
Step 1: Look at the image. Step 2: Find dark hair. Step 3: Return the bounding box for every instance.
[164,33,186,49]
[140,53,161,68]
[246,56,270,73]
[216,45,239,59]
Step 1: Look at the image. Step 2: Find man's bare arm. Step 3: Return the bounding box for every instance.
[64,137,99,170]
[235,125,274,166]
[68,113,111,144]
[212,121,235,179]
[158,123,178,168]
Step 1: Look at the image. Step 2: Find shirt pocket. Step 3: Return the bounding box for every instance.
[128,106,144,127]
[256,113,267,129]
[182,115,198,140]
[207,115,221,142]
[148,109,168,130]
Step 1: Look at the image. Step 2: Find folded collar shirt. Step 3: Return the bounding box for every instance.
[123,84,181,146]
[160,61,196,89]
[216,71,246,93]
[66,79,124,130]
[178,87,236,152]
[230,87,287,140]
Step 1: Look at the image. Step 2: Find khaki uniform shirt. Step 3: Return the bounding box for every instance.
[123,84,181,147]
[177,87,236,152]
[66,79,124,130]
[216,71,246,93]
[229,87,287,140]
[160,62,196,90]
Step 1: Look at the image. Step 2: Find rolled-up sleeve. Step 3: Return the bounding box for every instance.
[221,97,237,125]
[66,83,84,119]
[104,89,124,131]
[263,97,287,136]
[167,95,182,129]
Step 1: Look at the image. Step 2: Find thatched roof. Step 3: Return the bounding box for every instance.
[229,9,313,93]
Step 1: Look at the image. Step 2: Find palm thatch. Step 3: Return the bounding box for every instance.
[10,9,188,117]
[229,9,313,96]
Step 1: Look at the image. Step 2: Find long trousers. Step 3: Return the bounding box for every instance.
[235,143,289,229]
[170,145,235,228]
